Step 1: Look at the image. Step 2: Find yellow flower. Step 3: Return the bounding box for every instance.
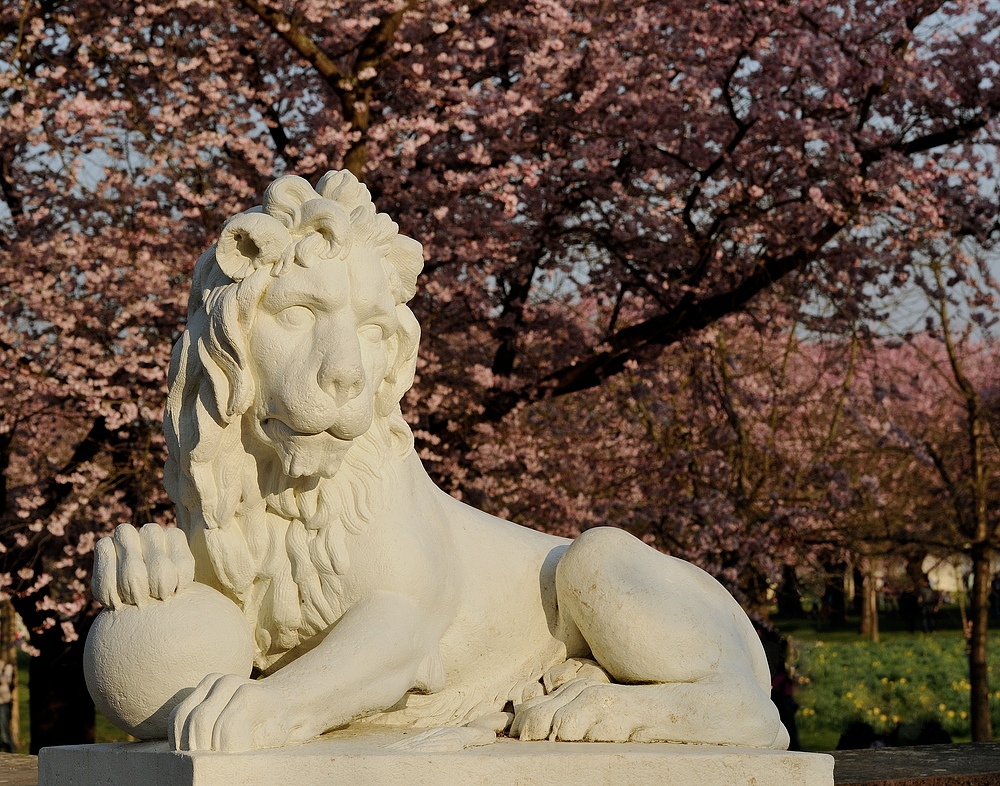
[948,711,956,719]
[880,715,888,723]
[898,678,906,684]
[960,712,967,720]
[939,703,947,711]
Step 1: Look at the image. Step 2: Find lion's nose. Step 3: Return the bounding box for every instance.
[323,366,365,406]
[318,344,365,406]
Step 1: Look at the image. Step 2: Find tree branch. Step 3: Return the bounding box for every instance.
[237,0,345,88]
[484,214,851,419]
[893,107,1000,157]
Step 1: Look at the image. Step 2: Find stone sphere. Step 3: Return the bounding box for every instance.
[83,582,255,740]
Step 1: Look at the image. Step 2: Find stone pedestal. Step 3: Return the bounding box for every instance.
[39,729,834,786]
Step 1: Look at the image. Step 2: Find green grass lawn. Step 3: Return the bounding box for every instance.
[779,606,1000,751]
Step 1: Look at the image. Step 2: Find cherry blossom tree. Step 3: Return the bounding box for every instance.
[3,0,1000,747]
[464,307,899,615]
[850,247,1000,740]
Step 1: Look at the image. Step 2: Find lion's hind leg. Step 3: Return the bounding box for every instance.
[542,527,785,748]
[511,677,789,748]
[554,527,771,686]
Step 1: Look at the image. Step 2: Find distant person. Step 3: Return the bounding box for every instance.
[917,579,940,634]
[881,584,899,614]
[899,586,919,633]
[0,660,14,753]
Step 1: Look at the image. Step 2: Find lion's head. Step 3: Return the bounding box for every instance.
[163,171,424,668]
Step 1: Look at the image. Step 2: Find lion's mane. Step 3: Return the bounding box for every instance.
[164,171,423,670]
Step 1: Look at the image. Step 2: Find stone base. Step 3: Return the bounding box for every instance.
[39,728,834,786]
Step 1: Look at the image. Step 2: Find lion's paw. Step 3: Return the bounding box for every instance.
[511,681,659,743]
[508,658,612,715]
[549,684,639,742]
[510,678,598,741]
[541,657,611,694]
[508,678,547,706]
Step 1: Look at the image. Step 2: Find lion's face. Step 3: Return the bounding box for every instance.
[246,245,401,479]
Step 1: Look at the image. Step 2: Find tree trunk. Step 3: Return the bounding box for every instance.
[24,620,95,753]
[969,543,993,741]
[859,557,880,643]
[929,258,993,740]
[0,602,19,751]
[342,87,370,180]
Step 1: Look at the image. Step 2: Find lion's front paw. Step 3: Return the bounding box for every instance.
[92,522,195,609]
[169,674,301,752]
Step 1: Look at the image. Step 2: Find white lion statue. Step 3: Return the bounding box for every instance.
[88,171,788,753]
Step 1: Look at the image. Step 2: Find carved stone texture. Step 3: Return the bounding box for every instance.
[40,735,837,786]
[85,572,254,739]
[86,171,790,754]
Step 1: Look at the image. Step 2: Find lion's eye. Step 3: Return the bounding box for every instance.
[274,305,315,330]
[358,324,383,343]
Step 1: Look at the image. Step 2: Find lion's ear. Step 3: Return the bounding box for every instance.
[376,306,421,417]
[216,212,291,281]
[386,234,423,303]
